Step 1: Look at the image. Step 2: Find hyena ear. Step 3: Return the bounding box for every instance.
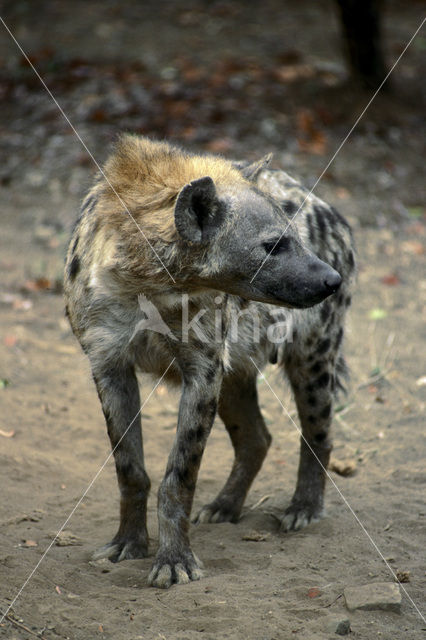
[234,153,273,182]
[174,176,223,244]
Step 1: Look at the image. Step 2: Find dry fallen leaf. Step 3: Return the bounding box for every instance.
[22,277,51,292]
[242,531,270,542]
[381,273,400,286]
[22,539,38,547]
[0,429,15,438]
[307,587,321,598]
[55,585,62,594]
[54,530,82,546]
[396,569,410,583]
[329,458,357,477]
[297,109,327,155]
[402,241,424,255]
[205,138,233,153]
[4,335,17,347]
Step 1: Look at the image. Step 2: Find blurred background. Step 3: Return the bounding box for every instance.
[0,0,424,240]
[0,4,425,638]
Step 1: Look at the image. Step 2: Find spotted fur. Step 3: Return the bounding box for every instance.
[64,136,356,588]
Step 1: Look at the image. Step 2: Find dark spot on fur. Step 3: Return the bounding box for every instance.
[205,367,215,383]
[348,249,355,270]
[191,452,201,465]
[207,398,217,417]
[326,312,336,330]
[320,404,332,420]
[314,206,327,242]
[307,395,317,406]
[71,235,79,255]
[317,338,331,355]
[91,218,100,236]
[329,206,351,231]
[187,428,197,443]
[308,415,316,424]
[229,424,239,432]
[282,200,298,215]
[305,383,314,394]
[335,328,344,350]
[196,400,207,414]
[64,305,70,318]
[306,213,315,244]
[117,461,134,481]
[345,295,352,308]
[336,292,344,306]
[314,431,328,442]
[177,466,194,490]
[316,372,330,388]
[331,252,340,271]
[320,302,330,324]
[310,361,323,375]
[82,194,98,215]
[196,424,204,440]
[68,255,80,281]
[206,347,217,360]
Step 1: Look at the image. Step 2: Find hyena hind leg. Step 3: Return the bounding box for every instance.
[194,373,272,525]
[90,360,151,562]
[281,324,345,532]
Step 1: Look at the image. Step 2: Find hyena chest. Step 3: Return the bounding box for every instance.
[130,293,293,381]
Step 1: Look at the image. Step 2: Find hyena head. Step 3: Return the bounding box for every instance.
[174,160,341,309]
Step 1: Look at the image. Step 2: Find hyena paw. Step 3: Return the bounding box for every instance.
[148,550,204,589]
[92,534,149,563]
[280,502,324,533]
[193,499,241,525]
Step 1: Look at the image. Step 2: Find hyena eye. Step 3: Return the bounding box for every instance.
[263,236,291,255]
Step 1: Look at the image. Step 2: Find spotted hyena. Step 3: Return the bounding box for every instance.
[64,135,355,588]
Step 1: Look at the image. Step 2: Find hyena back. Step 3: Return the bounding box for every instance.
[64,135,355,588]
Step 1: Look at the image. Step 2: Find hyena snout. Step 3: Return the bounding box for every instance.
[272,252,342,309]
[312,258,342,293]
[303,256,342,305]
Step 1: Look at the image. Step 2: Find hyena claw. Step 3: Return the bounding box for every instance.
[148,552,204,589]
[92,537,149,563]
[280,504,324,533]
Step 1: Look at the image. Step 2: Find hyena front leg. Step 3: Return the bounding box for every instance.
[90,361,151,562]
[194,373,271,524]
[148,362,222,589]
[281,325,342,531]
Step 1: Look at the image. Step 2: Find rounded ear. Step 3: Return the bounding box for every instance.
[174,176,223,244]
[234,153,273,182]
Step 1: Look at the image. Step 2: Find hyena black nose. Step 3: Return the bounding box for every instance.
[324,269,342,293]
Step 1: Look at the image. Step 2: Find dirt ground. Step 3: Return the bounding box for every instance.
[0,1,425,639]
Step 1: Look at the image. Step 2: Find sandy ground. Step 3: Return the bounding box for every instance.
[0,1,425,639]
